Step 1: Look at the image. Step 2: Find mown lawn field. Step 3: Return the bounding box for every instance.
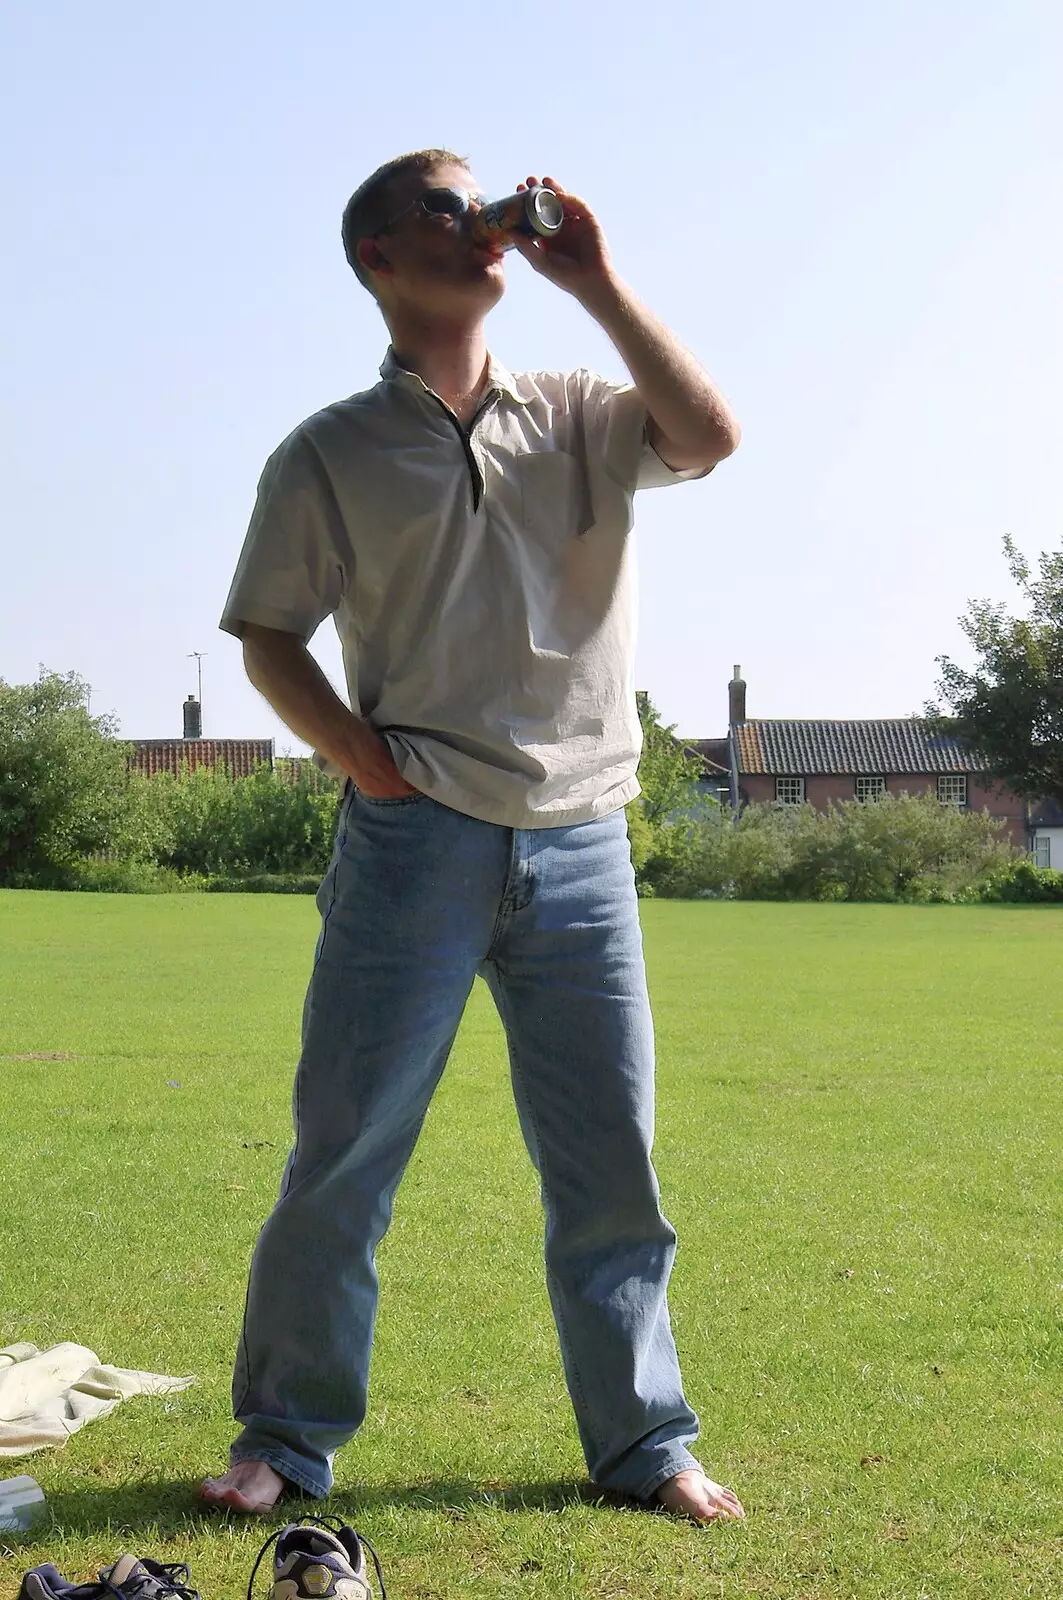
[1,891,1061,1599]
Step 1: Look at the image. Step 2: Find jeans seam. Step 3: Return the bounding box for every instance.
[234,786,354,1418]
[316,785,354,967]
[489,966,604,1464]
[484,831,518,960]
[286,789,352,1187]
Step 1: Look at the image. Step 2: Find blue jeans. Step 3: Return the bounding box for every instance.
[230,787,701,1501]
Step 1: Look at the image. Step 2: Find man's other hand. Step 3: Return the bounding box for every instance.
[350,727,418,799]
[238,623,418,800]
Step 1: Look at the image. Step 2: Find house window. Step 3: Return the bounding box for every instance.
[775,776,805,805]
[936,774,967,807]
[855,776,886,802]
[1033,836,1052,869]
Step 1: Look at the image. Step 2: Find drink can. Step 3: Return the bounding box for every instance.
[0,1475,48,1534]
[473,186,564,249]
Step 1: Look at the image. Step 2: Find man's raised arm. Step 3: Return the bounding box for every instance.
[512,174,740,473]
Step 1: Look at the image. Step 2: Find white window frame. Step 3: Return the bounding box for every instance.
[775,776,805,806]
[1033,836,1052,869]
[936,774,968,807]
[855,775,886,802]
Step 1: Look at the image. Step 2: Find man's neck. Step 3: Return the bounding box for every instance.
[387,313,490,426]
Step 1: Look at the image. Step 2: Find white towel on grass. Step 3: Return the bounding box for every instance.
[0,1342,195,1456]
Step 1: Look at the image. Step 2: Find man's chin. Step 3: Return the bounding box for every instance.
[465,261,506,305]
[471,254,506,284]
[412,264,505,316]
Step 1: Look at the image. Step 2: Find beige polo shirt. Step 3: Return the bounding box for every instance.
[220,349,706,828]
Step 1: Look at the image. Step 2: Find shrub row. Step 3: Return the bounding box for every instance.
[4,763,341,889]
[43,792,1063,903]
[629,792,1062,903]
[31,859,325,895]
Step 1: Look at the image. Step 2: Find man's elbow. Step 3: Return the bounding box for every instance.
[682,419,742,473]
[710,415,741,464]
[652,411,741,472]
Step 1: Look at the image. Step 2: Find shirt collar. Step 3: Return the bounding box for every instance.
[379,346,529,407]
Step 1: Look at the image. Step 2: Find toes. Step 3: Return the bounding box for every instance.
[656,1471,745,1523]
[200,1484,270,1514]
[701,1481,745,1520]
[199,1477,277,1514]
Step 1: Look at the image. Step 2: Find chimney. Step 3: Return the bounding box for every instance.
[728,665,747,727]
[183,694,202,740]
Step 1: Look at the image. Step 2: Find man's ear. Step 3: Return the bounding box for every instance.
[357,238,394,279]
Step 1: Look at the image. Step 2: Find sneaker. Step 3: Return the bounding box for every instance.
[20,1556,201,1600]
[247,1518,385,1600]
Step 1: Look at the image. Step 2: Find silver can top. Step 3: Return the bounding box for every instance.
[528,187,564,235]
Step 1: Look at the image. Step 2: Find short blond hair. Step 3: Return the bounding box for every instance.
[341,148,470,292]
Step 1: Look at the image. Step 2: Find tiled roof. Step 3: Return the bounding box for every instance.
[683,738,730,776]
[734,720,985,777]
[128,739,274,778]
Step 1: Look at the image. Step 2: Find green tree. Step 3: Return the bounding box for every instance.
[627,690,719,894]
[930,534,1063,804]
[0,669,145,883]
[632,689,705,824]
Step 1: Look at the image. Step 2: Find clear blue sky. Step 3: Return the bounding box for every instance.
[3,0,1060,749]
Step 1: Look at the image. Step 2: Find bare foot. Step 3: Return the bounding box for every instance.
[200,1458,286,1513]
[656,1468,745,1523]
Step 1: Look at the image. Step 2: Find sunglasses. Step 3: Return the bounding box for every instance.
[375,186,488,236]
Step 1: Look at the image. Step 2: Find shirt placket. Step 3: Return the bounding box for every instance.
[426,390,498,512]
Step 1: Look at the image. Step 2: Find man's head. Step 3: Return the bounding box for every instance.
[341,150,506,325]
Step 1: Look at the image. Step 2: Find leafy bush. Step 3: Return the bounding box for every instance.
[0,665,343,889]
[631,792,1018,902]
[624,802,657,881]
[0,669,155,883]
[635,806,731,899]
[27,858,209,894]
[155,764,341,877]
[976,858,1063,902]
[205,872,322,894]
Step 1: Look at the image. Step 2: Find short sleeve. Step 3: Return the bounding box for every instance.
[219,431,352,641]
[577,372,711,492]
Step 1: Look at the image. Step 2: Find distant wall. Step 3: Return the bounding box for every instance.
[1032,827,1063,869]
[738,772,1027,847]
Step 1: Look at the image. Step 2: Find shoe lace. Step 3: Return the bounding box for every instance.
[245,1515,386,1600]
[102,1563,201,1600]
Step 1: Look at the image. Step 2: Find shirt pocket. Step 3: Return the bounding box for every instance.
[516,450,593,545]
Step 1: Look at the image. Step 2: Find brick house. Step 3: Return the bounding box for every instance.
[127,695,274,779]
[687,667,1032,850]
[1030,798,1063,870]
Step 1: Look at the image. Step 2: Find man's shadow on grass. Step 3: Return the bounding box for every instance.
[31,1477,609,1543]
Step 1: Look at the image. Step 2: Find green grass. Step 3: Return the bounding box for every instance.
[1,892,1062,1598]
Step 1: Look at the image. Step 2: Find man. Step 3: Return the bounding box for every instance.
[202,149,743,1524]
